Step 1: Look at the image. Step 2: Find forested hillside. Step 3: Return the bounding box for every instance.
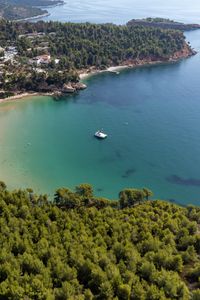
[16,21,190,67]
[0,20,194,97]
[0,182,199,299]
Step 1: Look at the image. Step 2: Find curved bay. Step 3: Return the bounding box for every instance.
[0,31,200,205]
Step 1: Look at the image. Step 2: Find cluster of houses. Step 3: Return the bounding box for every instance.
[0,46,18,63]
[18,32,46,39]
[0,31,61,69]
[29,54,59,66]
[31,54,51,65]
[0,44,59,69]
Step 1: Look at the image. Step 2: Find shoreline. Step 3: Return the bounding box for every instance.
[79,51,196,80]
[14,1,64,22]
[0,92,55,104]
[79,65,128,80]
[0,49,196,104]
[15,12,51,22]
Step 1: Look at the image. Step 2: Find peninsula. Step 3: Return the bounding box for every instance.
[0,19,196,100]
[0,0,64,21]
[127,18,200,31]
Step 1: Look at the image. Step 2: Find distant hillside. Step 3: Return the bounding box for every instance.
[0,0,64,20]
[8,0,63,6]
[0,3,47,21]
[127,18,200,31]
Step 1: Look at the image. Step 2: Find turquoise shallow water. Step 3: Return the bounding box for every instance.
[1,30,200,205]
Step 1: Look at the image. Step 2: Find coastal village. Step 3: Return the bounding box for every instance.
[0,29,87,99]
[0,18,195,100]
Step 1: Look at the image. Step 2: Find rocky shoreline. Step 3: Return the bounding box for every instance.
[0,82,88,103]
[0,44,196,103]
[79,43,196,79]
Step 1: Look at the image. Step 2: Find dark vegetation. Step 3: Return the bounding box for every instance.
[0,0,63,21]
[8,0,63,6]
[0,181,199,299]
[16,21,187,66]
[0,20,192,95]
[127,18,200,31]
[167,175,200,187]
[0,1,46,21]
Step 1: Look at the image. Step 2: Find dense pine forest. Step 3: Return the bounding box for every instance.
[2,20,189,65]
[0,20,194,97]
[0,182,199,299]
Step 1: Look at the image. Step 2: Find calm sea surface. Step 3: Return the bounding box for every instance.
[40,0,200,24]
[1,2,200,205]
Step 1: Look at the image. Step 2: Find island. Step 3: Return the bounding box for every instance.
[0,19,197,100]
[0,181,199,298]
[127,17,200,31]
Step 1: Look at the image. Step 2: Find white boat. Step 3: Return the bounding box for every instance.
[94,130,108,139]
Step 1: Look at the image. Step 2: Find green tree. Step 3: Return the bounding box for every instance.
[119,188,146,208]
[54,188,81,208]
[0,181,7,191]
[142,188,153,200]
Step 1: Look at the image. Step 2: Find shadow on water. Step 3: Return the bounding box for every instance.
[99,156,116,163]
[134,109,143,114]
[52,92,81,102]
[168,198,176,203]
[168,198,187,207]
[121,168,136,179]
[96,188,104,192]
[115,150,123,159]
[148,162,157,168]
[166,175,200,187]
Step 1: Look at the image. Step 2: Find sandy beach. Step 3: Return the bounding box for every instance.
[79,62,163,81]
[0,92,55,104]
[79,53,193,81]
[79,65,131,80]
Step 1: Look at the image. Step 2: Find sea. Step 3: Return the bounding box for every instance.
[0,0,200,205]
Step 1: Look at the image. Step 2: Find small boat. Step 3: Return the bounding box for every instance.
[94,130,108,139]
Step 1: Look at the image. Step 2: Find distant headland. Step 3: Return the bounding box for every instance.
[127,17,200,31]
[0,0,64,21]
